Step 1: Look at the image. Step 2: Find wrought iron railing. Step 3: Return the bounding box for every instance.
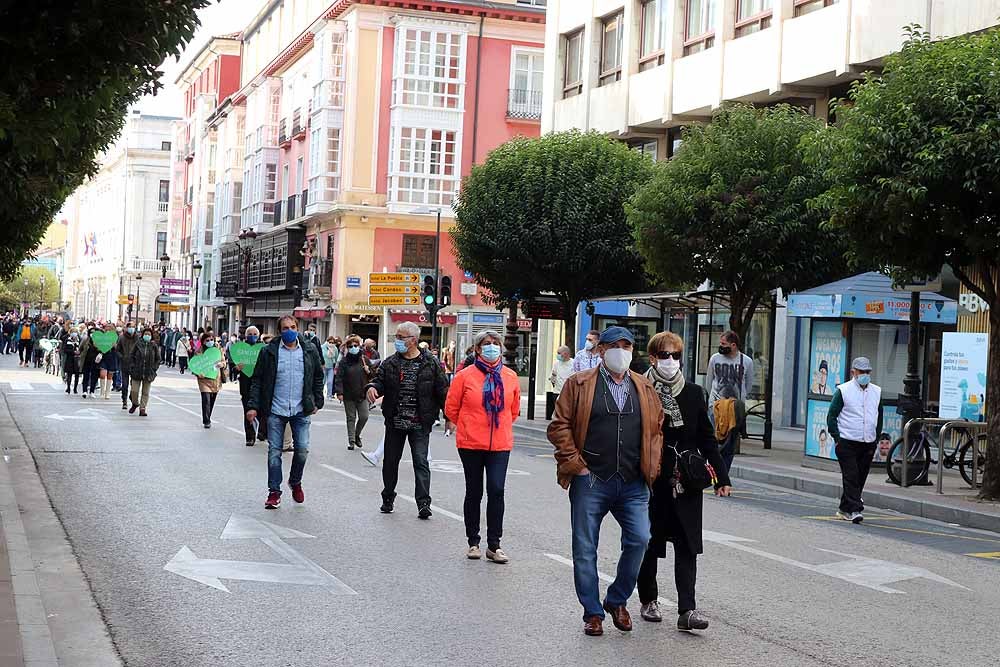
[507,89,543,120]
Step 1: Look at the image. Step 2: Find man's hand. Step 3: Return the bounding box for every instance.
[715,486,732,497]
[245,409,257,423]
[576,468,590,477]
[366,387,379,403]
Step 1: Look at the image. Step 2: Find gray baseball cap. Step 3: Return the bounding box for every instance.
[852,356,873,372]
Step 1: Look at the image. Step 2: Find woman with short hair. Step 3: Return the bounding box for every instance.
[637,331,732,632]
[192,331,228,429]
[334,334,373,450]
[444,330,521,563]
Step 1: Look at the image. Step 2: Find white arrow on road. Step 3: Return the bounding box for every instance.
[704,530,968,594]
[164,515,356,595]
[44,409,105,422]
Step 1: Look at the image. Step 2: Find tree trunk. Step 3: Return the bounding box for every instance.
[563,307,578,350]
[978,305,1000,500]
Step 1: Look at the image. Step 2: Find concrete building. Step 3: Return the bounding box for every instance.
[62,111,176,322]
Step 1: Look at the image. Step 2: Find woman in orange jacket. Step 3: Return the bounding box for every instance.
[444,330,521,564]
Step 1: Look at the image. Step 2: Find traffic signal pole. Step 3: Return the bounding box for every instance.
[431,208,441,349]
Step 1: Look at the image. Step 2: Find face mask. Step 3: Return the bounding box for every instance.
[205,340,216,347]
[481,344,502,362]
[348,346,360,355]
[394,339,408,354]
[126,327,135,335]
[856,374,871,387]
[116,328,123,333]
[142,335,152,343]
[246,335,258,344]
[584,340,595,351]
[719,345,732,355]
[603,347,631,374]
[281,329,298,345]
[658,358,681,377]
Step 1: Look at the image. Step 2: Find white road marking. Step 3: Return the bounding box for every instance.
[704,530,968,594]
[164,515,356,595]
[319,464,367,482]
[151,394,245,436]
[397,493,463,522]
[543,553,675,606]
[9,382,33,391]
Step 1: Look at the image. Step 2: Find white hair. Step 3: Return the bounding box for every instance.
[245,326,260,335]
[396,321,421,338]
[475,329,502,348]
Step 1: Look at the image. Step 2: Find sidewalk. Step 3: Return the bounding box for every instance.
[513,417,1000,534]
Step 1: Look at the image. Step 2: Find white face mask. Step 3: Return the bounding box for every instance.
[657,358,681,377]
[602,347,631,374]
[584,340,595,351]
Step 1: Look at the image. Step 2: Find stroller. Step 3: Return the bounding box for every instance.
[43,339,62,376]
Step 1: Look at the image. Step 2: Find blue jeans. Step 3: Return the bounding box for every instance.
[324,366,335,397]
[569,474,650,620]
[267,413,311,493]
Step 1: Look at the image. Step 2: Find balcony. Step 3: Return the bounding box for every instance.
[507,89,543,121]
[292,108,305,139]
[287,194,298,221]
[128,258,167,272]
[274,200,283,224]
[157,201,169,213]
[301,189,307,212]
[184,142,194,162]
[278,118,291,147]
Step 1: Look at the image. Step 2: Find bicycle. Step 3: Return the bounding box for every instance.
[886,421,988,488]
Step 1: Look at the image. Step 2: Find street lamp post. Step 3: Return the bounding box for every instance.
[237,229,258,329]
[192,259,203,331]
[159,253,171,325]
[135,274,142,325]
[118,263,126,320]
[21,277,28,318]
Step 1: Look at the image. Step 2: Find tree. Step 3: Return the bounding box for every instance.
[451,131,655,347]
[0,0,210,281]
[628,104,851,344]
[0,266,61,314]
[810,27,1000,500]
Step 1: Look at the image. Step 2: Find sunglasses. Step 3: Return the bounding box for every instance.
[654,351,682,360]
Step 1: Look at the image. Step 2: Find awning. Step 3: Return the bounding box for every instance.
[390,309,458,325]
[590,289,732,311]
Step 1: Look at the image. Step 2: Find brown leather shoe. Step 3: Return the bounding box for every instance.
[602,602,632,631]
[583,616,603,636]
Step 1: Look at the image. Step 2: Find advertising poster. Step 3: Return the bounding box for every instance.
[788,294,842,318]
[839,293,957,324]
[938,332,989,421]
[805,399,835,459]
[873,406,904,463]
[809,321,847,397]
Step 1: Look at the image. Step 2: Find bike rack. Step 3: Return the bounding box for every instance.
[900,418,953,488]
[936,420,987,494]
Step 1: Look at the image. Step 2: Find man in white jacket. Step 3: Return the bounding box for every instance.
[826,357,885,524]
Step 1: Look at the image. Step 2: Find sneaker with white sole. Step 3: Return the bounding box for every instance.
[851,512,864,524]
[485,547,509,564]
[466,545,482,560]
[361,451,380,467]
[836,510,852,521]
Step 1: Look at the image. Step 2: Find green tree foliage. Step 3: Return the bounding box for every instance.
[810,27,1000,499]
[0,266,61,314]
[451,131,655,346]
[0,0,210,281]
[629,104,851,343]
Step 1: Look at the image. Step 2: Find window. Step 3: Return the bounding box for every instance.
[158,180,170,213]
[684,0,716,55]
[628,139,658,161]
[793,0,837,16]
[156,232,167,258]
[562,29,584,98]
[401,234,437,269]
[509,49,544,119]
[736,0,772,37]
[394,28,464,109]
[516,0,546,5]
[599,13,624,86]
[639,0,668,71]
[391,127,458,207]
[161,141,171,151]
[296,156,304,194]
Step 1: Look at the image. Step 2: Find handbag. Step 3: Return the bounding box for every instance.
[670,445,718,495]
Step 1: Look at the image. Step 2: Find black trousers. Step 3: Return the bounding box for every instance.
[200,391,218,425]
[65,371,80,392]
[238,375,257,442]
[457,449,510,550]
[120,373,131,406]
[166,348,176,366]
[82,362,99,393]
[17,340,32,363]
[381,426,431,507]
[835,439,876,513]
[637,540,698,614]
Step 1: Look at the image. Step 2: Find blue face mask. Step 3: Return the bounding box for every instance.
[481,344,502,362]
[281,329,298,345]
[142,335,151,343]
[246,335,258,344]
[394,339,408,354]
[856,374,871,387]
[126,327,135,335]
[205,340,216,348]
[348,346,360,355]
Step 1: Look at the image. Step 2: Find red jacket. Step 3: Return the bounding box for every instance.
[445,361,521,451]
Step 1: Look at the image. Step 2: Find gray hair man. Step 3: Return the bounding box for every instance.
[365,321,449,519]
[548,345,575,420]
[237,326,262,446]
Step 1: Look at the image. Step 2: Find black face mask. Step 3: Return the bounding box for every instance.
[719,345,732,356]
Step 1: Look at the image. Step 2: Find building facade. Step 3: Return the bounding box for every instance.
[62,111,176,322]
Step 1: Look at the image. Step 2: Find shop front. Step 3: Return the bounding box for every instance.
[788,273,958,463]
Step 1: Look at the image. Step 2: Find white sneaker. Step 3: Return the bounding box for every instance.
[851,512,864,524]
[361,451,380,467]
[836,511,851,521]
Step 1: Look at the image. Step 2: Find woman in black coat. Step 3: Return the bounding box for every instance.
[638,331,732,633]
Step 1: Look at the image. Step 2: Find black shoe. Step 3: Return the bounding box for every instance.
[418,504,432,520]
[677,610,709,632]
[380,500,394,514]
[245,441,255,447]
[348,444,355,451]
[203,423,211,429]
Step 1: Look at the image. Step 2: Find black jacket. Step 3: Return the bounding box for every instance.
[248,336,325,420]
[648,382,731,556]
[366,350,448,429]
[334,353,373,402]
[129,340,160,382]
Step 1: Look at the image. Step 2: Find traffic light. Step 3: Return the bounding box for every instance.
[423,275,436,312]
[440,276,452,307]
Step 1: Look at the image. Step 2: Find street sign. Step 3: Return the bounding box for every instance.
[159,304,183,312]
[460,282,477,296]
[369,285,419,295]
[463,270,474,280]
[523,295,565,320]
[369,272,419,284]
[160,278,192,287]
[346,276,361,288]
[368,296,420,306]
[160,287,190,295]
[116,295,135,305]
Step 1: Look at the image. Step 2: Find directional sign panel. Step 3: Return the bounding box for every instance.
[368,296,420,306]
[369,285,419,295]
[369,272,419,284]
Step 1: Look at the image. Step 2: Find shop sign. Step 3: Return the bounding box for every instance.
[391,311,458,325]
[327,302,385,316]
[938,332,988,421]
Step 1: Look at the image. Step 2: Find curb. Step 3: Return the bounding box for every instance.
[730,462,1000,534]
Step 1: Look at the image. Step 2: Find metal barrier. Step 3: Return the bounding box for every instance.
[936,420,988,494]
[900,418,953,488]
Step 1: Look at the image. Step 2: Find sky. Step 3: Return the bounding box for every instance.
[137,0,269,118]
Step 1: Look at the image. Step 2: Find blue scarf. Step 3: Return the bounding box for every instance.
[474,356,504,428]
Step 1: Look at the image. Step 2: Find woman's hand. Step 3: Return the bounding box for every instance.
[715,486,732,497]
[366,387,379,403]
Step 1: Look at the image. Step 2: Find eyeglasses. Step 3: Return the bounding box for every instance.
[394,335,415,341]
[654,351,682,360]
